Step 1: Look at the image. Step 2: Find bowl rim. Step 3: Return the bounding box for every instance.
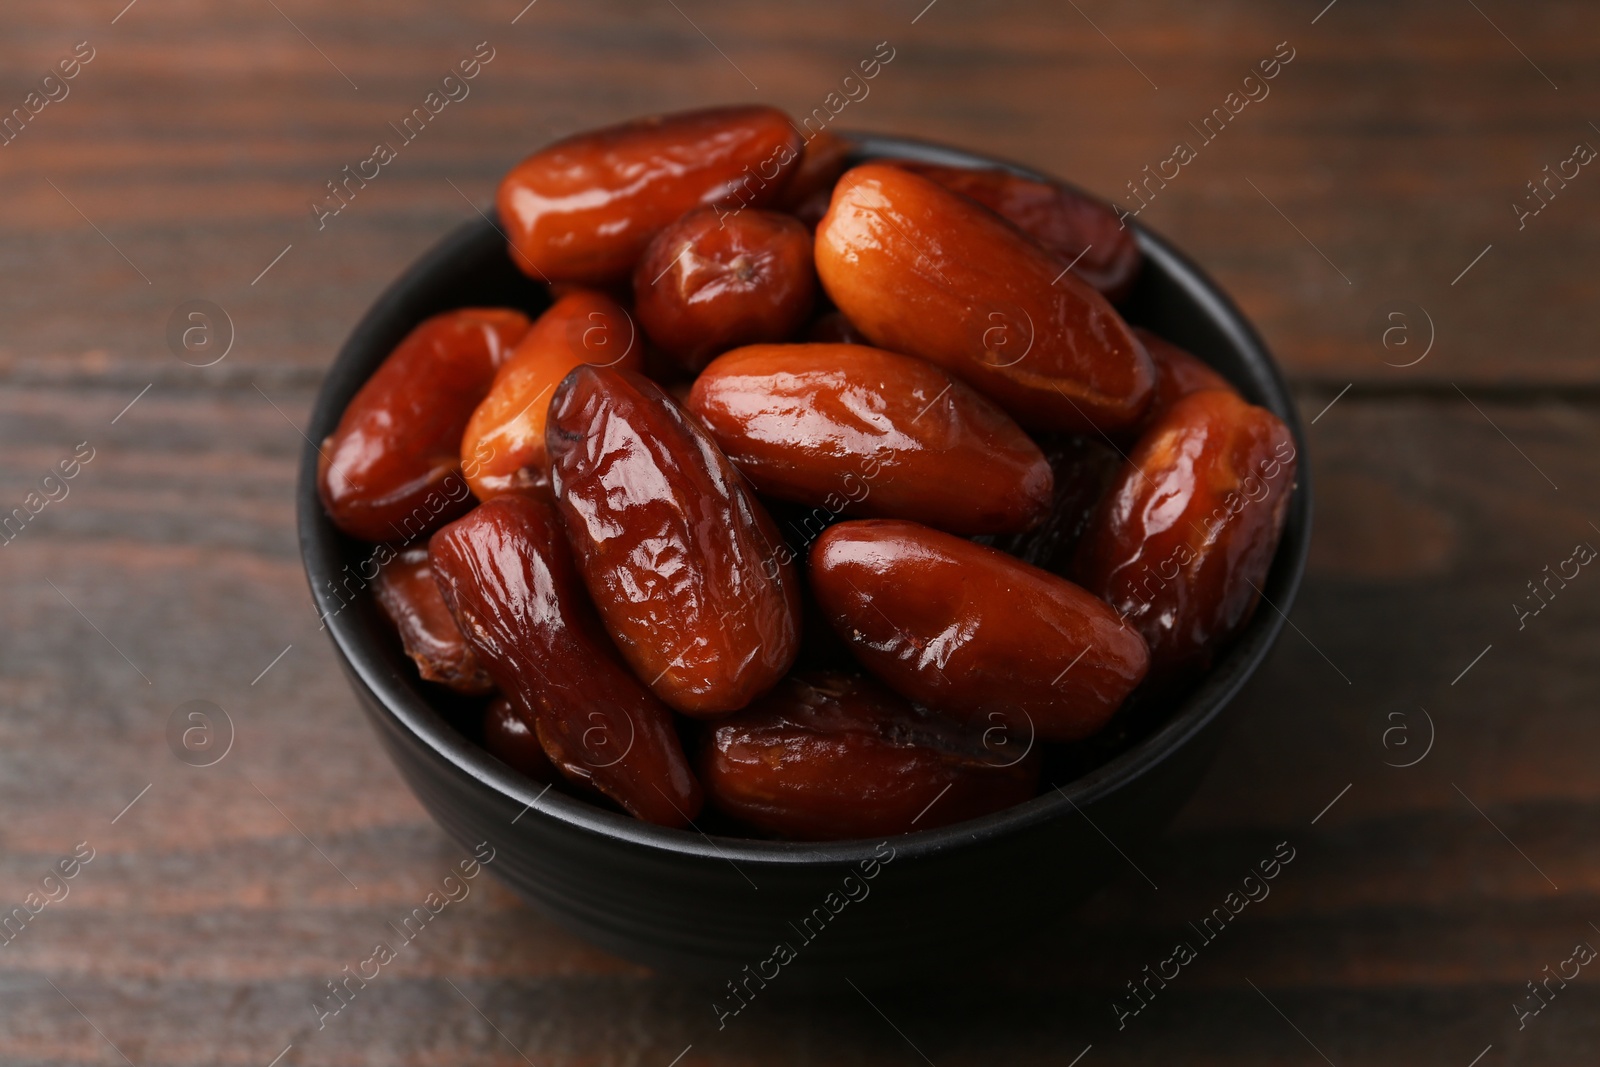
[297,129,1312,869]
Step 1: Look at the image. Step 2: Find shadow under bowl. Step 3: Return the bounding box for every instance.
[297,132,1312,986]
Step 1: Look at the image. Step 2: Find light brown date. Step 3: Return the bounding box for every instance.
[891,161,1142,302]
[497,105,804,285]
[700,671,1041,840]
[546,366,802,715]
[687,343,1052,534]
[1074,389,1298,673]
[633,207,816,372]
[429,495,702,827]
[810,519,1150,742]
[319,308,529,542]
[460,289,643,500]
[371,545,494,694]
[1133,326,1236,431]
[482,695,556,782]
[814,163,1155,434]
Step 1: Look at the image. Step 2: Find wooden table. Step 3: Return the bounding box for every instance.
[3,1,1597,1063]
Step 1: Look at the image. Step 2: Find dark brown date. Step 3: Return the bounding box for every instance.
[319,309,529,542]
[1074,390,1298,673]
[993,435,1123,574]
[805,309,870,345]
[633,207,816,372]
[687,343,1052,534]
[810,519,1150,742]
[700,671,1040,840]
[371,545,494,694]
[429,495,702,827]
[815,164,1154,434]
[776,129,854,229]
[482,696,555,782]
[546,366,802,715]
[1133,326,1236,431]
[891,161,1142,302]
[497,105,803,285]
[460,289,643,501]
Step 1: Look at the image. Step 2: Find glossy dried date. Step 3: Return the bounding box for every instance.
[633,207,816,372]
[700,671,1040,840]
[1074,390,1298,673]
[319,308,529,542]
[372,545,495,694]
[892,161,1142,302]
[497,105,804,285]
[547,366,802,715]
[810,519,1150,742]
[814,163,1154,434]
[687,343,1052,534]
[460,290,642,500]
[429,495,702,827]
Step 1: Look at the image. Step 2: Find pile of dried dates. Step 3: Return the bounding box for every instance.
[318,105,1298,840]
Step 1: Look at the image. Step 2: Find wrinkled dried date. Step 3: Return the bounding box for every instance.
[497,105,803,285]
[372,545,495,694]
[319,308,529,542]
[688,342,1052,534]
[700,671,1041,840]
[460,290,642,500]
[892,161,1142,302]
[1074,389,1298,673]
[633,207,816,372]
[811,519,1150,742]
[547,366,802,715]
[815,163,1154,433]
[429,495,702,827]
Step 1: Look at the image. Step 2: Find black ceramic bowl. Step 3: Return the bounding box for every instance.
[298,133,1311,985]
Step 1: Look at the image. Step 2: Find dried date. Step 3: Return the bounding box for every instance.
[547,366,802,715]
[688,342,1052,534]
[700,671,1040,839]
[810,519,1150,742]
[319,308,529,542]
[429,495,702,827]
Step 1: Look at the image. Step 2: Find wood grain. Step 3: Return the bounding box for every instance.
[2,1,1598,1064]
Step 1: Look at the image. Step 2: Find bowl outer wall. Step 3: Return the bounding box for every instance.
[296,133,1312,982]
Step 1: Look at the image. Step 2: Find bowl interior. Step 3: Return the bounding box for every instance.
[297,132,1311,867]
